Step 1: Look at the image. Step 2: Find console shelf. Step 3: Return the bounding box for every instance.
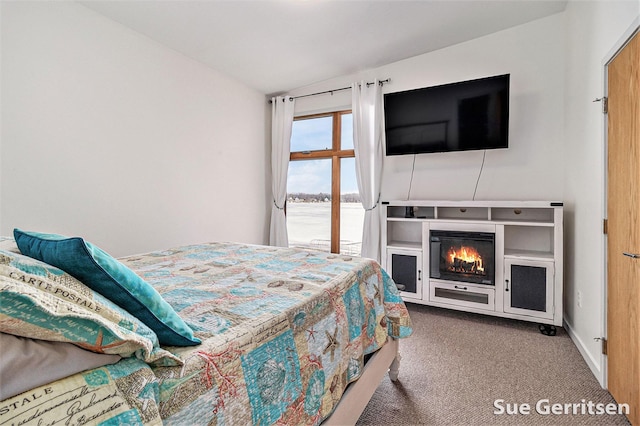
[387,240,422,250]
[504,249,554,260]
[382,200,563,327]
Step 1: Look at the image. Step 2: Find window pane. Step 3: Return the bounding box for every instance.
[340,157,364,255]
[287,159,332,252]
[291,116,333,152]
[341,113,353,150]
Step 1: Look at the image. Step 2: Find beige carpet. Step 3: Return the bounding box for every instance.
[357,303,630,425]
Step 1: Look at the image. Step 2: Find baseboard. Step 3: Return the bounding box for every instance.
[563,319,606,388]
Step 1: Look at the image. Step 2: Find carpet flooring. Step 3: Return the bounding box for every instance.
[356,303,631,425]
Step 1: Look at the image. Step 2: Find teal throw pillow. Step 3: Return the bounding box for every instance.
[0,248,181,365]
[14,229,200,347]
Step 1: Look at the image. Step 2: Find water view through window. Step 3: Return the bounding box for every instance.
[287,112,364,255]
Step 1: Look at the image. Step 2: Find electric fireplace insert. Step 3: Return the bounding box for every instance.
[430,230,495,285]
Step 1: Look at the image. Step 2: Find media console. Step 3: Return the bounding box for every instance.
[381,200,563,327]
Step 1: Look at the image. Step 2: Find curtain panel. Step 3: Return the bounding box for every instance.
[269,96,295,247]
[352,80,384,261]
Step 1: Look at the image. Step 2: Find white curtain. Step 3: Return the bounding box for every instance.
[269,96,295,247]
[352,80,384,261]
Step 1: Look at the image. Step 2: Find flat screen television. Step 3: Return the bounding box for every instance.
[384,74,509,156]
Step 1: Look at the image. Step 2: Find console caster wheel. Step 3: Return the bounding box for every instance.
[539,324,556,336]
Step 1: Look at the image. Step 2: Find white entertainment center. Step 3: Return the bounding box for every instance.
[381,200,563,329]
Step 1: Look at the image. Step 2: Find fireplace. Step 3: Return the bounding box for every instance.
[430,230,495,285]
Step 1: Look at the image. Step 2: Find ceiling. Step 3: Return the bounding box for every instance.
[79,0,568,95]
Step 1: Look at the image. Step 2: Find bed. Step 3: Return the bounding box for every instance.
[0,232,412,425]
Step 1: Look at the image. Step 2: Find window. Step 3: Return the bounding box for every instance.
[287,111,364,254]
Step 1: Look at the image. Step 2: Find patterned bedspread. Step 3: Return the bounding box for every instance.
[1,242,412,426]
[0,357,163,425]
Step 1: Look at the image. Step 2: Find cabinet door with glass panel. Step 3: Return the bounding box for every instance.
[287,111,364,255]
[386,248,423,300]
[503,258,554,320]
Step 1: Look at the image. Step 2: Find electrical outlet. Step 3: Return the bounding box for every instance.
[577,290,582,308]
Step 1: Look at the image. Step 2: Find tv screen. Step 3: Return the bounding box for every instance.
[384,74,509,155]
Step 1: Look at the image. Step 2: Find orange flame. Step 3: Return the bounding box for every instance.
[447,246,484,273]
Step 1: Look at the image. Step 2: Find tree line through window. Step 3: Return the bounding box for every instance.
[287,111,364,255]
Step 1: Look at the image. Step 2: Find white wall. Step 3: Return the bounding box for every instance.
[289,13,566,202]
[0,3,3,225]
[563,1,639,385]
[0,1,269,257]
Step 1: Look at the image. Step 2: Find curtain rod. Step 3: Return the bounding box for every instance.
[270,78,390,103]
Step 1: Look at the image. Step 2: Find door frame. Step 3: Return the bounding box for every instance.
[602,17,640,389]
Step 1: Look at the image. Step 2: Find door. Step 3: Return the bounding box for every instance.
[503,258,554,321]
[387,248,423,300]
[607,30,640,425]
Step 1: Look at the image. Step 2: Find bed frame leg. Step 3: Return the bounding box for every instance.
[388,351,401,381]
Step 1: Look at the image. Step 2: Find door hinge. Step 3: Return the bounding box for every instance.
[593,97,608,114]
[594,337,607,355]
[603,218,608,235]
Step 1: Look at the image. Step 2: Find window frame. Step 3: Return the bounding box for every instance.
[289,110,354,254]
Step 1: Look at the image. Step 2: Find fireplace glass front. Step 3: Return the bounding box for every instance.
[430,230,495,285]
